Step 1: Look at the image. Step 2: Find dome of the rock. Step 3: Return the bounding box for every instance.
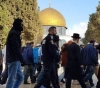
[39,7,66,27]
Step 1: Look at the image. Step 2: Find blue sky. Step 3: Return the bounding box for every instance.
[38,0,99,37]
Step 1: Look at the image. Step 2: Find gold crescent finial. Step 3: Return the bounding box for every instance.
[49,0,51,8]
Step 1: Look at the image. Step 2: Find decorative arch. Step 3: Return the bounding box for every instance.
[59,39,66,48]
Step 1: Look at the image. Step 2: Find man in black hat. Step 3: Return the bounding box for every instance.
[65,33,86,88]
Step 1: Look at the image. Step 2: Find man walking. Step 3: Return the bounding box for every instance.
[6,18,24,88]
[65,33,86,88]
[82,40,98,87]
[23,42,34,84]
[34,26,60,88]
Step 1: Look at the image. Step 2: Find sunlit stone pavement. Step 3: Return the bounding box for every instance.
[0,74,98,88]
[0,63,99,88]
[18,75,98,88]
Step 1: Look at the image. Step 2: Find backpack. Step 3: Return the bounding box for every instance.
[22,46,33,64]
[33,47,39,64]
[61,41,72,66]
[61,44,68,66]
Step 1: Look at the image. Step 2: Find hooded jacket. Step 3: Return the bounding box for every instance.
[6,28,23,63]
[41,34,60,62]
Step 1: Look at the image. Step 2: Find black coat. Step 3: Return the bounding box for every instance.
[98,66,100,80]
[6,28,23,63]
[65,42,82,79]
[41,34,60,63]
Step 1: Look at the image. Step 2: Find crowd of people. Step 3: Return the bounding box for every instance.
[0,18,100,88]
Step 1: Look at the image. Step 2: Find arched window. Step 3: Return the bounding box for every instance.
[59,39,66,48]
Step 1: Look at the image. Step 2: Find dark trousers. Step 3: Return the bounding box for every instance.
[65,66,86,88]
[66,74,86,88]
[47,64,60,88]
[0,64,2,82]
[55,64,60,88]
[0,64,8,84]
[34,62,59,88]
[39,65,60,88]
[23,65,34,83]
[96,66,100,88]
[37,63,42,73]
[83,65,94,86]
[96,81,100,88]
[66,73,86,88]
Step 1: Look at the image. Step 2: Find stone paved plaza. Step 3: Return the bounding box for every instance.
[0,84,87,88]
[0,75,98,88]
[0,82,97,88]
[0,65,99,88]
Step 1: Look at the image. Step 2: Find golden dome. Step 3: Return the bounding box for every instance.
[39,8,66,27]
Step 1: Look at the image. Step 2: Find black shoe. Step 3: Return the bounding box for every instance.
[34,85,41,88]
[48,86,52,88]
[24,81,30,84]
[43,86,52,88]
[33,76,36,83]
[31,81,35,84]
[61,79,65,83]
[1,83,5,85]
[90,83,94,87]
[86,85,91,88]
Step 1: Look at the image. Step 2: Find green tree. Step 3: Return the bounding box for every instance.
[84,2,100,44]
[0,0,43,45]
[0,1,9,44]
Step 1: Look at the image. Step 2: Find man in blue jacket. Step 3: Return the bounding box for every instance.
[23,42,34,84]
[82,40,98,87]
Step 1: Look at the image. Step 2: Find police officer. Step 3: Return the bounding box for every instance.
[34,26,60,88]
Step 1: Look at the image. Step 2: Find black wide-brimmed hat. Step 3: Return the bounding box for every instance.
[71,33,81,39]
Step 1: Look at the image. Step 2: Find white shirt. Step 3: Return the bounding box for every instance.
[38,47,43,64]
[38,47,42,57]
